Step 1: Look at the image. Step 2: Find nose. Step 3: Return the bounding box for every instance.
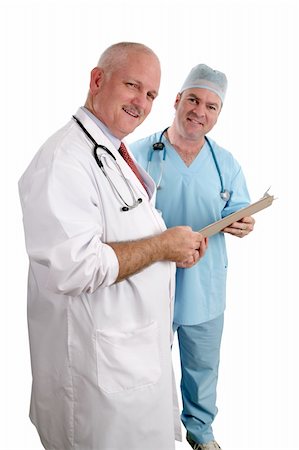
[192,102,205,117]
[133,90,150,112]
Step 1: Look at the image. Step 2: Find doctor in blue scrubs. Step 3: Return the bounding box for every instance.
[130,64,255,450]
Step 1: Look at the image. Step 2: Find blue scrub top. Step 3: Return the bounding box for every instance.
[130,132,250,325]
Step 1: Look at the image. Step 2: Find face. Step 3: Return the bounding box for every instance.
[173,88,222,142]
[87,51,161,139]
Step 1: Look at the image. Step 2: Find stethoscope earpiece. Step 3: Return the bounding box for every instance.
[121,197,142,211]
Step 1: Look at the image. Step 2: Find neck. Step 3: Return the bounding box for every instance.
[166,126,205,166]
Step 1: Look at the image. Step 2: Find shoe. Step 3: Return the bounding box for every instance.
[186,432,222,450]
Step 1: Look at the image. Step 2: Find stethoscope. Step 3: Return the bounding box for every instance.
[72,116,142,212]
[147,127,231,201]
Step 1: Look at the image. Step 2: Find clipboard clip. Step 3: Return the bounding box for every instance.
[262,186,277,201]
[262,186,272,198]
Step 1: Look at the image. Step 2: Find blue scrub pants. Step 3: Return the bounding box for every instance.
[173,314,224,444]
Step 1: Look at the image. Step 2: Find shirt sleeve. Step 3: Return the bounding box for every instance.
[221,158,251,218]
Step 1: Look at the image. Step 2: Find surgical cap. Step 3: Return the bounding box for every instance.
[180,64,227,103]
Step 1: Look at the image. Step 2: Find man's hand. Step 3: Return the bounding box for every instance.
[159,226,207,267]
[223,215,255,238]
[176,237,208,268]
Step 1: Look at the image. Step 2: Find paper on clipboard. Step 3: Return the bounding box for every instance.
[198,189,275,238]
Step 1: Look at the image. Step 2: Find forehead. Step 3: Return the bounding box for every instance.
[182,88,221,104]
[114,51,161,91]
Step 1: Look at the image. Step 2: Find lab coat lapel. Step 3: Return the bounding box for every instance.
[74,108,151,200]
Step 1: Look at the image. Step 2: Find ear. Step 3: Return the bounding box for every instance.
[89,67,104,94]
[174,93,181,110]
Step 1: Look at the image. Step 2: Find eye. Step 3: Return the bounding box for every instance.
[147,92,156,101]
[208,105,217,111]
[188,97,199,105]
[126,82,138,89]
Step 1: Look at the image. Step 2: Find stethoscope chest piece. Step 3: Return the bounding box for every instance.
[220,190,230,201]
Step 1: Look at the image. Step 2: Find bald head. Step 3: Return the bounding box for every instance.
[97,42,160,76]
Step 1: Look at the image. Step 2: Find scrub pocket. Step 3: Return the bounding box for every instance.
[96,321,161,394]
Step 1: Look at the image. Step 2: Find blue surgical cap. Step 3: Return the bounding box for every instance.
[180,64,228,103]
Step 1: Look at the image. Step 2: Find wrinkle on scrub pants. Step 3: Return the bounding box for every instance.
[174,314,224,444]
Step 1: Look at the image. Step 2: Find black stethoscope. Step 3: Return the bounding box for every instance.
[72,116,142,212]
[147,127,231,201]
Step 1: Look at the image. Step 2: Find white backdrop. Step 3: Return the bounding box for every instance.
[1,1,298,449]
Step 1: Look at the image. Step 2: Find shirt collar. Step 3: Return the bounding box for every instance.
[81,106,121,149]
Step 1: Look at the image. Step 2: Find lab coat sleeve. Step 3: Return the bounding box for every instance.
[19,153,119,296]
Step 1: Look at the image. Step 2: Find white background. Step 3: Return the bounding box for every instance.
[1,0,298,449]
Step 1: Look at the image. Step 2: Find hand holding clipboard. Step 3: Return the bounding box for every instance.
[198,188,275,238]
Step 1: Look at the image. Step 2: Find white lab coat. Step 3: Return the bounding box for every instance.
[19,108,181,450]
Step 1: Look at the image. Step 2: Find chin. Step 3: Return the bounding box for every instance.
[125,122,140,135]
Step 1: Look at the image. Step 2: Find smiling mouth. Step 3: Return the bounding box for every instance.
[187,117,204,126]
[122,107,140,119]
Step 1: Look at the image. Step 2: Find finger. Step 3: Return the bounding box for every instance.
[229,227,244,237]
[241,216,255,225]
[193,249,200,262]
[178,249,201,268]
[195,232,204,245]
[177,259,193,269]
[223,226,245,237]
[198,240,207,258]
[230,221,247,230]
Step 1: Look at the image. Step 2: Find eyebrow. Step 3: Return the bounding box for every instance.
[187,93,219,107]
[129,78,159,98]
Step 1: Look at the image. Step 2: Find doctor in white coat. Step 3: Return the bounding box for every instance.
[19,42,207,450]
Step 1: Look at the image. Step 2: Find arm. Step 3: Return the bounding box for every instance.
[109,227,207,282]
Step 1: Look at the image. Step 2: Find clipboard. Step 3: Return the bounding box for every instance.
[198,189,275,238]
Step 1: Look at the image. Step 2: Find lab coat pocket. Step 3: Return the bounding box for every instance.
[96,321,161,394]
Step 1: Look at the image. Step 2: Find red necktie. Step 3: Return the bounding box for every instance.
[119,142,146,190]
